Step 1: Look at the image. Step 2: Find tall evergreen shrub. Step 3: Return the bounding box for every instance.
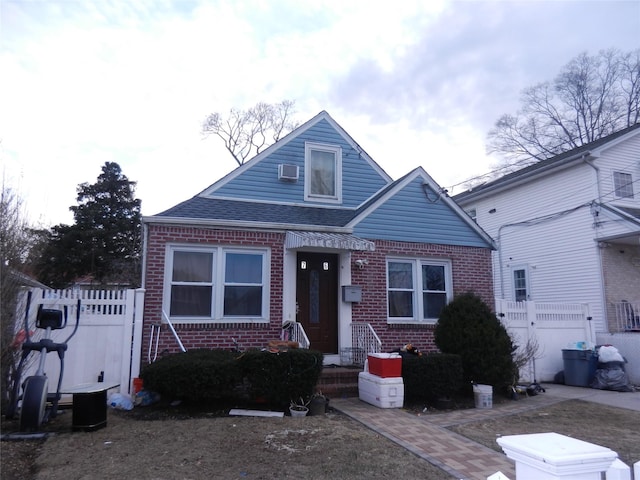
[434,292,517,393]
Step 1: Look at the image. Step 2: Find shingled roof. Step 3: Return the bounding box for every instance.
[455,123,640,202]
[153,196,357,227]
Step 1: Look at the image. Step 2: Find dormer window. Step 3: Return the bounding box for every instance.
[304,142,342,203]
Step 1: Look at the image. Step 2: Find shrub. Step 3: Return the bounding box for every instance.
[434,292,517,393]
[140,348,323,406]
[240,349,323,406]
[402,353,463,401]
[140,349,242,402]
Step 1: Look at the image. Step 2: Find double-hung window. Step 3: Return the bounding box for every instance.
[512,267,529,302]
[166,245,269,322]
[613,171,634,198]
[387,258,452,323]
[304,142,342,203]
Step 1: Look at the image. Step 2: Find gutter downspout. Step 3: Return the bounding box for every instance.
[585,156,608,333]
[141,222,148,290]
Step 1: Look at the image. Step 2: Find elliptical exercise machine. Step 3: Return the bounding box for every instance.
[6,291,80,431]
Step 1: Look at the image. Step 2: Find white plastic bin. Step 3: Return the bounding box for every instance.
[358,371,404,408]
[473,384,493,409]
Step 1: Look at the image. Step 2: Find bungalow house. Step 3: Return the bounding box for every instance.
[140,111,496,365]
[454,125,640,381]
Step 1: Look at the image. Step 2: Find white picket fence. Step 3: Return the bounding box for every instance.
[17,288,144,396]
[495,299,596,383]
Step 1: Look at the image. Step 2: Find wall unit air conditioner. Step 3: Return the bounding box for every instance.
[278,164,299,181]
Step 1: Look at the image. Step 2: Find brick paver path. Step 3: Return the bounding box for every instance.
[332,393,567,480]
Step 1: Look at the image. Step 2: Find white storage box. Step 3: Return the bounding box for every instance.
[358,371,404,408]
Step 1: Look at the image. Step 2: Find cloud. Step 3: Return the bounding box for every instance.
[1,0,638,226]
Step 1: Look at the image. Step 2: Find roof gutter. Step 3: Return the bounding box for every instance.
[141,215,356,234]
[459,151,592,203]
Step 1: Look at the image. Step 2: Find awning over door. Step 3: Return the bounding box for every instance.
[285,231,375,251]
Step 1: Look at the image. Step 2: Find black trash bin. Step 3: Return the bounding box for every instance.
[562,349,598,387]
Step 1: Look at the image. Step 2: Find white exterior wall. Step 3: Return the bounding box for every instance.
[458,131,640,334]
[465,162,608,332]
[596,134,640,204]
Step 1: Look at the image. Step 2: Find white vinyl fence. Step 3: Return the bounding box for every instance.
[495,299,596,383]
[17,288,144,396]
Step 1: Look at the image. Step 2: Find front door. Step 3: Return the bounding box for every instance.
[296,252,338,354]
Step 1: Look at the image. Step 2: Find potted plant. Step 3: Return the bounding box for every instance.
[289,397,309,417]
[308,391,328,416]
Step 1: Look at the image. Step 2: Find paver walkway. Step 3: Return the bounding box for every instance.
[331,389,580,480]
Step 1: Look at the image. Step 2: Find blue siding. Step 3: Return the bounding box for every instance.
[211,119,389,207]
[353,177,490,247]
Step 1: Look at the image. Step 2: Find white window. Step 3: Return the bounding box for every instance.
[166,245,269,323]
[613,171,634,198]
[512,267,529,302]
[304,142,342,203]
[386,258,452,324]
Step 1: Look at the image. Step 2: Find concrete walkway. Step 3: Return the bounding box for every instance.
[331,384,640,480]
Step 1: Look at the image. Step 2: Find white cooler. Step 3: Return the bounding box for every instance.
[358,371,404,408]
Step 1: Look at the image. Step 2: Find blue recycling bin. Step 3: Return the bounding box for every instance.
[562,349,598,387]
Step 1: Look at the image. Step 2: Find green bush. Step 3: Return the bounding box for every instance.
[140,349,242,402]
[140,348,323,406]
[402,353,463,400]
[240,349,323,406]
[434,292,517,393]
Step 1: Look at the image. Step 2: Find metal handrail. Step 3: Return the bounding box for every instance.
[290,321,310,349]
[350,322,382,365]
[611,301,640,332]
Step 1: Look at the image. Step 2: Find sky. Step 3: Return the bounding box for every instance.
[2,0,639,227]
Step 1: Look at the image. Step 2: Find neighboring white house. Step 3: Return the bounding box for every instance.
[455,124,640,335]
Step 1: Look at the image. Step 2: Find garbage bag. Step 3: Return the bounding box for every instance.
[591,363,634,392]
[107,392,133,410]
[597,345,625,363]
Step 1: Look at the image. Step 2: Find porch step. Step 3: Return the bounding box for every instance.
[316,366,362,399]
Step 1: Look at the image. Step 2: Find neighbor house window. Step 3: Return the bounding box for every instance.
[166,246,269,322]
[512,267,529,302]
[304,142,342,203]
[613,171,634,198]
[466,208,477,222]
[387,258,452,323]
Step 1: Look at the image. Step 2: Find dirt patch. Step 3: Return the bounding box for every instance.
[1,403,454,480]
[448,399,640,467]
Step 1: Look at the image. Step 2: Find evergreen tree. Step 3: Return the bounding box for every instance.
[35,162,142,287]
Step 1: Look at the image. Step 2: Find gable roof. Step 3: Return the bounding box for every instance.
[455,123,640,203]
[199,110,392,197]
[146,111,495,249]
[150,167,496,249]
[349,167,496,249]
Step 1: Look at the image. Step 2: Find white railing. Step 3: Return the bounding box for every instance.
[611,301,640,332]
[349,322,382,366]
[291,321,310,349]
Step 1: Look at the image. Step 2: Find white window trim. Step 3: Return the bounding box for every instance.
[511,265,530,302]
[613,171,634,199]
[164,244,270,324]
[386,257,453,325]
[304,142,342,204]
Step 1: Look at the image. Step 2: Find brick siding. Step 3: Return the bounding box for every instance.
[142,225,493,362]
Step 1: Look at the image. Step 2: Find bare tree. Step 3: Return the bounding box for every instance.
[202,100,300,165]
[0,183,31,411]
[488,49,640,165]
